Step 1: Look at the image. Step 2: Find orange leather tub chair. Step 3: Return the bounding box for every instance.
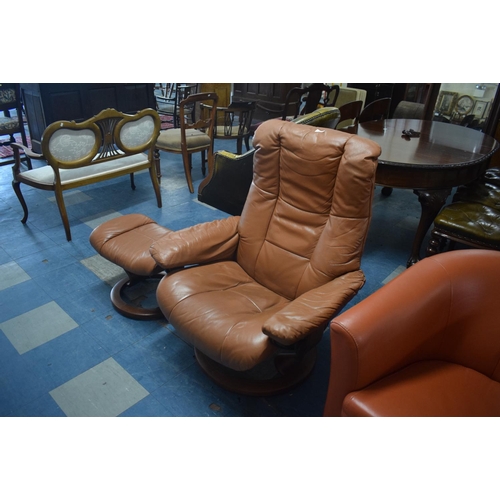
[324,249,500,417]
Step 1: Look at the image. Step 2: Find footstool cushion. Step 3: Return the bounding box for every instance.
[89,214,172,320]
[90,214,172,276]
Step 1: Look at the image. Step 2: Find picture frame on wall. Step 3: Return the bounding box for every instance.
[472,99,490,119]
[436,91,458,115]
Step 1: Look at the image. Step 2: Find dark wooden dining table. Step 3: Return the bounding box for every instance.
[357,118,500,267]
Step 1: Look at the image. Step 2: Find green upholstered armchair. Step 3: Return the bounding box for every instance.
[427,166,500,254]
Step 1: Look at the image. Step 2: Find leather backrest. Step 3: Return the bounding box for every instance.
[236,119,381,300]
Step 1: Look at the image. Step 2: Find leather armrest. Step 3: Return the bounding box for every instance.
[262,270,365,346]
[150,216,240,269]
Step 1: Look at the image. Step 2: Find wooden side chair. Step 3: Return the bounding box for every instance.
[0,83,31,169]
[200,101,255,155]
[358,97,392,123]
[156,83,198,128]
[282,83,338,120]
[155,92,218,193]
[427,166,500,255]
[336,100,363,133]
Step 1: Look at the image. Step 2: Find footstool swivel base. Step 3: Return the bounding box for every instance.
[110,273,166,320]
[90,214,172,320]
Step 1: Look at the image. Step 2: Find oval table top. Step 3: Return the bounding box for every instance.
[356,118,499,266]
[357,119,500,190]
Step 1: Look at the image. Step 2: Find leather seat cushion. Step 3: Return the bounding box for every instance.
[156,260,290,371]
[342,360,500,416]
[90,214,172,276]
[156,128,210,151]
[434,202,500,247]
[454,167,500,209]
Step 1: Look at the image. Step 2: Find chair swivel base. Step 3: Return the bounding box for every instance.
[194,347,317,397]
[110,274,165,320]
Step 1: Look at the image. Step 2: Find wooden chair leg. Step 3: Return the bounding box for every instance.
[54,188,72,241]
[201,150,206,176]
[154,148,161,183]
[12,180,29,223]
[148,167,162,208]
[181,150,194,193]
[426,229,447,257]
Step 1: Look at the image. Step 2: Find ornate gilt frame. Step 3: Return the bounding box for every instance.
[436,91,458,115]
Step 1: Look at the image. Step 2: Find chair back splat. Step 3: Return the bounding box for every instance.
[200,101,255,155]
[283,83,339,120]
[151,119,381,395]
[155,83,198,128]
[336,100,363,133]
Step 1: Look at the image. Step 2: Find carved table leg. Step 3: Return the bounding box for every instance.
[407,188,451,267]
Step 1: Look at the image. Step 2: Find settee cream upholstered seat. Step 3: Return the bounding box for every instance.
[150,118,380,395]
[323,250,500,417]
[14,154,153,186]
[12,107,162,241]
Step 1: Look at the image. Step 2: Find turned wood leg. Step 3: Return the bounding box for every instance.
[426,229,448,257]
[407,188,451,267]
[148,166,162,208]
[154,149,162,184]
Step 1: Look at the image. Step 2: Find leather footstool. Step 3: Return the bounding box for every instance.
[90,214,172,320]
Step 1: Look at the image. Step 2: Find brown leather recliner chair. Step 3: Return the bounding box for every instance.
[150,119,381,395]
[323,249,500,417]
[89,108,342,320]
